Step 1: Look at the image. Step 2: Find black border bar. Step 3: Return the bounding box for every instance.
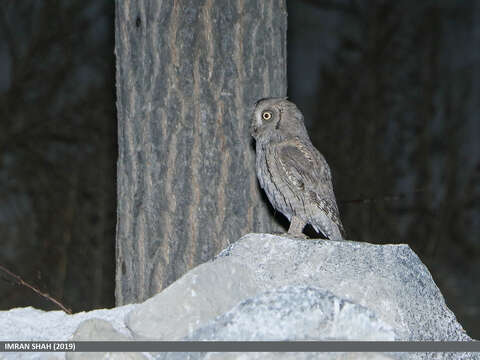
[1,341,480,352]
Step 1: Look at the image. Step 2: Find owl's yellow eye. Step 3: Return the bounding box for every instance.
[262,111,273,120]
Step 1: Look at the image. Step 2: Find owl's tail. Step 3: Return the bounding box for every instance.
[312,220,345,241]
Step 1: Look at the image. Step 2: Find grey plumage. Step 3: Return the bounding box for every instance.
[250,97,345,240]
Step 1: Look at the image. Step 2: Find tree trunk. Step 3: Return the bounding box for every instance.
[115,0,287,305]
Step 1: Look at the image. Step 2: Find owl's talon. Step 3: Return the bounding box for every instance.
[286,232,310,240]
[268,231,309,240]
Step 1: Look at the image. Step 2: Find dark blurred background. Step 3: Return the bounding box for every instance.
[0,0,479,337]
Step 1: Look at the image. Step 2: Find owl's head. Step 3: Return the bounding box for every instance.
[250,97,308,142]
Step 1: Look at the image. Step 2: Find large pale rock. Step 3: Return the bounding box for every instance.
[127,233,470,343]
[1,233,476,360]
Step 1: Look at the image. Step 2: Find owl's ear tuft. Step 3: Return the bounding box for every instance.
[254,96,288,107]
[254,98,268,107]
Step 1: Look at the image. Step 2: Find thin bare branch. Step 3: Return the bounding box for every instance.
[0,264,72,314]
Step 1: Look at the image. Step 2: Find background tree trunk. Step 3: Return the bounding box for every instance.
[115,0,287,305]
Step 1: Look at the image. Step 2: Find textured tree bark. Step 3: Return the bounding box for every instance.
[115,0,287,305]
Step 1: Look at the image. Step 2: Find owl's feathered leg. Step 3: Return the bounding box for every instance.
[287,216,306,237]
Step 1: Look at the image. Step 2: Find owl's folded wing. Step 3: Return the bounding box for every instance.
[277,141,343,230]
[276,142,322,191]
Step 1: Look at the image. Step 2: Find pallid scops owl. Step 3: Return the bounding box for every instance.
[251,97,345,240]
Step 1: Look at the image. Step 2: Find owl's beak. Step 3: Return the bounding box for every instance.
[250,123,258,138]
